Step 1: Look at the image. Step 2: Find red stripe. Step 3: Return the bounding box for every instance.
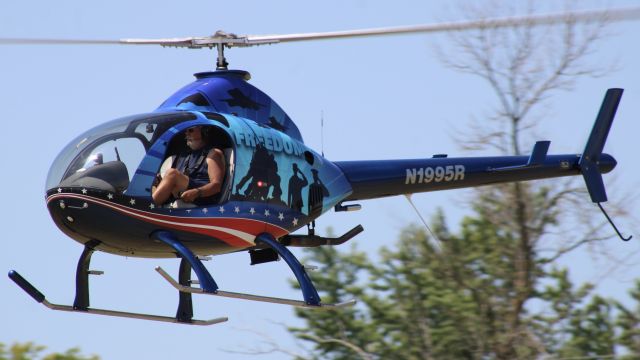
[48,194,289,248]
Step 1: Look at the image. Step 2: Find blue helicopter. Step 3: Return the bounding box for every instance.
[4,8,636,326]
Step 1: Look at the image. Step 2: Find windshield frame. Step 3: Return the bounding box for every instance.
[45,112,197,191]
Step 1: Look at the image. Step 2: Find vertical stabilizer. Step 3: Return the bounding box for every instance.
[578,88,630,241]
[579,88,623,203]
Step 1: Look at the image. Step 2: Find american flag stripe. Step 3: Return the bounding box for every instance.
[47,194,288,248]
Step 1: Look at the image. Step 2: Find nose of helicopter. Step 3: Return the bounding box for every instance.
[46,188,95,246]
[45,187,164,257]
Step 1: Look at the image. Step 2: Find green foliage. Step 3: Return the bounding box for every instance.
[0,342,98,360]
[616,281,640,359]
[289,210,639,359]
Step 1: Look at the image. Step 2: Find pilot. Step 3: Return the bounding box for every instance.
[152,125,225,206]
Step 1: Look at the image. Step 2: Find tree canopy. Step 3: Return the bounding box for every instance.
[0,342,99,360]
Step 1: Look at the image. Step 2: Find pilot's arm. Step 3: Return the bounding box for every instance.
[180,149,225,203]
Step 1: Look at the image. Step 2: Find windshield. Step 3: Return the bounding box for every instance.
[46,112,197,192]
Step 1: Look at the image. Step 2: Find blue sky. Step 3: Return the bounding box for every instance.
[2,1,640,359]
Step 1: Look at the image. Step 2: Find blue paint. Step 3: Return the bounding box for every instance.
[580,88,623,203]
[151,230,218,293]
[336,154,617,201]
[134,169,157,177]
[158,71,303,142]
[255,233,320,306]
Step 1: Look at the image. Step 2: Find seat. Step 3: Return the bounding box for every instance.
[218,148,235,202]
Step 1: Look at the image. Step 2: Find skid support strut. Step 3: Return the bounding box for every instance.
[73,240,100,310]
[176,258,194,322]
[150,231,218,293]
[254,233,321,306]
[151,230,223,324]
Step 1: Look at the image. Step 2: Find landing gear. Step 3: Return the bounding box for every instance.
[8,239,227,326]
[154,231,356,309]
[9,231,355,326]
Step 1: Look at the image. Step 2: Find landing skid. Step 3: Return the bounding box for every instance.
[8,270,226,326]
[155,266,356,308]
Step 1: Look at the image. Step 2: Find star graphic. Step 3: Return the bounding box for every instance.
[264,209,270,217]
[249,207,256,215]
[218,206,225,213]
[203,208,208,214]
[57,188,62,193]
[107,193,114,200]
[186,209,192,213]
[278,212,284,221]
[81,188,88,194]
[292,217,299,226]
[149,203,155,209]
[129,198,136,205]
[234,206,240,214]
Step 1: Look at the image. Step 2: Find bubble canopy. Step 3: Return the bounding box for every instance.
[45,112,197,192]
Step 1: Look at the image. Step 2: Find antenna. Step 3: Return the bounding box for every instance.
[404,194,443,252]
[321,110,325,157]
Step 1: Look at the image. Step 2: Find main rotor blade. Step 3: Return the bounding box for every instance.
[2,7,639,49]
[0,38,122,45]
[246,7,640,44]
[0,37,206,46]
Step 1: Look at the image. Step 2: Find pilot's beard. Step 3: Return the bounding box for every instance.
[186,139,205,150]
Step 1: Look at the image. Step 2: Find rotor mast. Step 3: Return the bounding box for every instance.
[215,43,228,70]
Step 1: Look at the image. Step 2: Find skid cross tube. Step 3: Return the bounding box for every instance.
[151,230,218,293]
[255,232,321,306]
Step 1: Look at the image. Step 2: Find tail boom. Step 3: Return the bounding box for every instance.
[336,153,616,201]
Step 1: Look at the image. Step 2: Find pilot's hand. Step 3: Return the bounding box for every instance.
[152,173,162,187]
[180,189,200,203]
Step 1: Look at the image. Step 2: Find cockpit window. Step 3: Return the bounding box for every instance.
[46,112,197,192]
[178,93,211,107]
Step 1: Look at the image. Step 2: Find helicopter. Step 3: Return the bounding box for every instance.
[5,7,638,326]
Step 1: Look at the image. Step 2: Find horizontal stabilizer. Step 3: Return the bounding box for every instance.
[527,141,550,167]
[490,140,550,172]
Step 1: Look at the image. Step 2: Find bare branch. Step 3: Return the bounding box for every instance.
[220,325,310,359]
[297,333,375,360]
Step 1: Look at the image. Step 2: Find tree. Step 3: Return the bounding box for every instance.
[615,281,640,359]
[0,342,99,360]
[288,220,640,359]
[437,1,625,262]
[285,3,638,359]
